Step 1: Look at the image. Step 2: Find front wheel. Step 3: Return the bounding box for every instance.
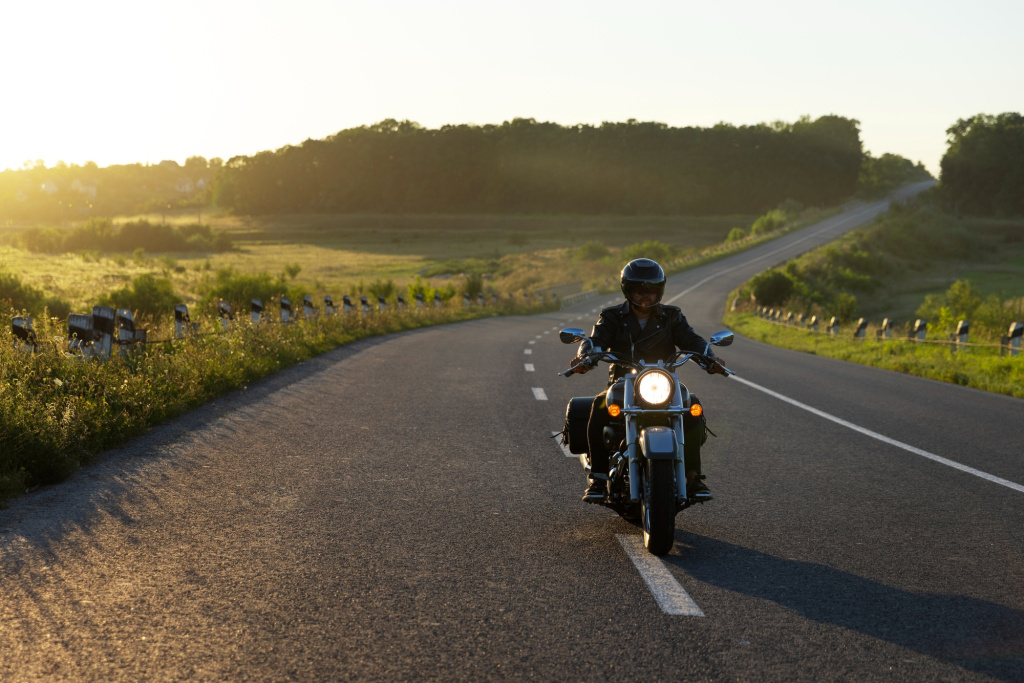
[641,459,676,555]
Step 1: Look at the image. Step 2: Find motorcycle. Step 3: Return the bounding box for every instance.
[558,328,735,555]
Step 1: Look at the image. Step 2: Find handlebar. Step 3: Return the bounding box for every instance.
[558,349,734,377]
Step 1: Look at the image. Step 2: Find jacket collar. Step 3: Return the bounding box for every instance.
[618,300,667,319]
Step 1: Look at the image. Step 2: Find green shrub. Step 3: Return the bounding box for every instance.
[204,268,286,310]
[0,270,71,319]
[97,274,180,321]
[726,227,747,243]
[750,269,794,307]
[621,240,676,263]
[750,209,787,235]
[367,278,396,299]
[574,241,611,261]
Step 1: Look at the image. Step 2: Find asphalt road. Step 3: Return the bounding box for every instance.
[3,182,1023,681]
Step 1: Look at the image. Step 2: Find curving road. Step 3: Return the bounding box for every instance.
[3,181,1023,681]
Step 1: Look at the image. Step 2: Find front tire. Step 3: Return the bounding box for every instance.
[641,459,676,555]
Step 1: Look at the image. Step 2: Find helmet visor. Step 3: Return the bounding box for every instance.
[625,282,664,306]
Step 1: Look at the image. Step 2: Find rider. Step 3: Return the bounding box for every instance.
[570,258,728,502]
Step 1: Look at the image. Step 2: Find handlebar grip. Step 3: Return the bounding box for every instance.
[559,367,575,377]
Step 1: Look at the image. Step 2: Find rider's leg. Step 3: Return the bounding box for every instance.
[683,396,711,498]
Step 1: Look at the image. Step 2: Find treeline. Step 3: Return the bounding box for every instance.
[858,153,932,199]
[20,218,233,254]
[0,157,220,222]
[941,112,1024,216]
[213,116,864,215]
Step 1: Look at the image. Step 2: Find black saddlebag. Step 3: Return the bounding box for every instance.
[562,396,593,454]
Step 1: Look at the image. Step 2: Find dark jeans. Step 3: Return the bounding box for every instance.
[586,388,704,477]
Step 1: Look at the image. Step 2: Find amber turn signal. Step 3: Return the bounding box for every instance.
[608,404,622,417]
[689,404,703,417]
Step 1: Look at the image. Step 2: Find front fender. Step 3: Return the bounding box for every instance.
[639,426,678,460]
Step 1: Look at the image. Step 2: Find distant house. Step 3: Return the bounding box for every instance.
[174,177,195,193]
[71,178,98,197]
[40,179,58,195]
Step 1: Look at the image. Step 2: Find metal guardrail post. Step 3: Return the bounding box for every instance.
[218,301,233,331]
[93,306,116,359]
[912,319,927,341]
[11,316,37,353]
[1008,322,1023,357]
[280,298,292,323]
[251,299,263,324]
[955,320,970,350]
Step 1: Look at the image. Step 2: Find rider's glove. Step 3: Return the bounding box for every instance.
[570,357,590,374]
[706,357,728,375]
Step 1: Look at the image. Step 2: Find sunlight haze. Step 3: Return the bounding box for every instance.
[1,0,1020,175]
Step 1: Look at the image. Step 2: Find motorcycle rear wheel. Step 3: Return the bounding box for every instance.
[641,459,676,555]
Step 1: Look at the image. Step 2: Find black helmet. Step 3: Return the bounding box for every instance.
[620,258,666,309]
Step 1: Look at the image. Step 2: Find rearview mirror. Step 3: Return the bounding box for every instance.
[559,328,587,344]
[709,331,734,347]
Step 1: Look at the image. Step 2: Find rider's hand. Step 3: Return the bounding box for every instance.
[706,357,728,375]
[570,357,590,374]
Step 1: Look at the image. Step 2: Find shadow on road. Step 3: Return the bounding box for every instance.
[667,532,1024,681]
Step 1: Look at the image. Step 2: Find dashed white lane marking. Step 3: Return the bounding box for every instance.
[617,535,705,616]
[550,431,575,457]
[524,363,535,372]
[544,330,551,334]
[524,349,532,355]
[732,376,1024,495]
[532,387,548,401]
[535,335,543,339]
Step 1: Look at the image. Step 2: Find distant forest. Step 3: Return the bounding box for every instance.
[941,112,1024,217]
[215,117,864,215]
[0,115,940,222]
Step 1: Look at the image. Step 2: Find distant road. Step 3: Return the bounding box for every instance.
[4,181,1022,681]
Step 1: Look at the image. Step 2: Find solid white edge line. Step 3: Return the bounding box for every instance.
[617,535,705,616]
[532,387,548,401]
[550,431,575,458]
[524,363,535,372]
[731,375,1024,495]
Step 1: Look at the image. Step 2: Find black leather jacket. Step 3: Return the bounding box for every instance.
[581,301,714,382]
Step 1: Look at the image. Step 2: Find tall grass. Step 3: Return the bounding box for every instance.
[0,299,551,505]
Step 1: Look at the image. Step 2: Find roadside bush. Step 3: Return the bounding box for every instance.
[750,209,787,235]
[367,278,396,300]
[726,227,747,243]
[621,240,676,263]
[462,273,484,297]
[204,268,286,310]
[97,274,179,320]
[0,270,71,319]
[574,241,611,261]
[20,218,233,254]
[750,269,794,307]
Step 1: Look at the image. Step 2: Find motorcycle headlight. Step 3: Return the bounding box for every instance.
[636,370,673,406]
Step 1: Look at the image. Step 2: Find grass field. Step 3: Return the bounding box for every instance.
[725,200,1024,396]
[1,210,762,313]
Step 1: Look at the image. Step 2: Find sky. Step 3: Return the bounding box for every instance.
[1,0,1021,176]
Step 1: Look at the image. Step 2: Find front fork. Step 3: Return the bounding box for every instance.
[626,417,686,503]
